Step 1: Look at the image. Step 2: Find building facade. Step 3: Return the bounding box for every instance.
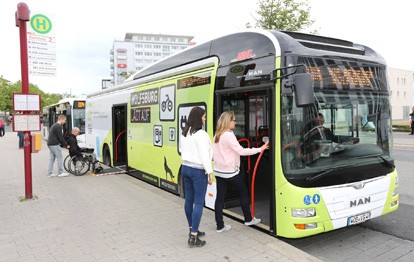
[110,33,194,86]
[388,67,414,121]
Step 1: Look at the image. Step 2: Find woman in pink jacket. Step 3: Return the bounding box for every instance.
[213,111,269,232]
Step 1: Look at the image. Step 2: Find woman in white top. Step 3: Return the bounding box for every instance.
[180,106,214,247]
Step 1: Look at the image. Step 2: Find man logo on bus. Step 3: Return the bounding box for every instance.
[350,197,371,207]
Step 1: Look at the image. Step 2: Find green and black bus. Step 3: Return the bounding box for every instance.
[85,30,398,238]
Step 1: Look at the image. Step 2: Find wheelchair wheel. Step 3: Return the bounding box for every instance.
[68,155,90,176]
[63,155,71,172]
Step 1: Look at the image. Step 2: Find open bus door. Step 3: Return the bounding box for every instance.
[112,104,127,168]
[215,88,275,233]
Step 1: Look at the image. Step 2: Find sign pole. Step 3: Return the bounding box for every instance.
[16,2,32,199]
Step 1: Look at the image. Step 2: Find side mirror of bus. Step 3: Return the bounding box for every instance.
[294,73,314,107]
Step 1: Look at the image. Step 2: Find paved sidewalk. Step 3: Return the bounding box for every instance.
[0,130,319,262]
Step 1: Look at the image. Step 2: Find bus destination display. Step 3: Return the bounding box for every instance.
[307,66,375,88]
[73,101,85,109]
[177,73,211,89]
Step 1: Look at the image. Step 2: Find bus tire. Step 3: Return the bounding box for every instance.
[178,166,185,198]
[103,146,111,167]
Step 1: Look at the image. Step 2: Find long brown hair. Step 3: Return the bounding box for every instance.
[214,111,234,143]
[182,107,205,137]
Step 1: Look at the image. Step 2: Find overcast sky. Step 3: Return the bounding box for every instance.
[1,0,413,96]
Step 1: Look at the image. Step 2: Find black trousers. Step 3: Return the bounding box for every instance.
[411,121,414,134]
[214,173,252,229]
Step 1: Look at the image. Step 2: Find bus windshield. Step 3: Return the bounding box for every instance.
[281,62,394,187]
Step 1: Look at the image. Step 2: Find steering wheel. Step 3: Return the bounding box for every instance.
[303,125,325,140]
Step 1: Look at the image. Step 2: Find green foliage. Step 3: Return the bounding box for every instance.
[247,0,316,33]
[392,124,411,132]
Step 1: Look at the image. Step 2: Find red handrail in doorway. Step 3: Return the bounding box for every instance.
[251,148,265,218]
[115,130,126,162]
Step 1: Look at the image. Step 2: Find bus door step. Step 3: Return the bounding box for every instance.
[91,167,126,176]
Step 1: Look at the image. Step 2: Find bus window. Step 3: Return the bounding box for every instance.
[73,108,85,134]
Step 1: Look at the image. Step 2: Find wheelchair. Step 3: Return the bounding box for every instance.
[64,148,103,176]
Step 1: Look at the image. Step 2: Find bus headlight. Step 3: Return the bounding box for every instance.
[291,208,316,218]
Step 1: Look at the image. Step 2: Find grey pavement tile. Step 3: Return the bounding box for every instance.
[354,232,394,251]
[59,253,96,262]
[274,257,296,262]
[344,252,377,262]
[232,247,263,260]
[5,254,37,262]
[396,250,414,262]
[247,253,279,262]
[0,252,20,262]
[0,242,17,256]
[211,245,239,257]
[370,241,414,262]
[214,255,245,262]
[265,248,284,260]
[17,245,53,258]
[364,238,407,258]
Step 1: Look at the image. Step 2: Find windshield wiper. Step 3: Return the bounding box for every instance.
[379,156,395,169]
[305,164,354,183]
[347,154,395,169]
[306,168,338,183]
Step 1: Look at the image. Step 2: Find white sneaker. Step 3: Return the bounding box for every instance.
[244,217,261,226]
[57,173,70,177]
[48,174,58,177]
[216,224,231,233]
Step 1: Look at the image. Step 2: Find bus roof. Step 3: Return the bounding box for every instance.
[87,30,385,98]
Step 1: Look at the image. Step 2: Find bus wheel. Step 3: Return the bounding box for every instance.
[103,147,111,167]
[178,166,185,198]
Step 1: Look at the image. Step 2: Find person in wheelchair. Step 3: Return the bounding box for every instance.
[66,127,82,158]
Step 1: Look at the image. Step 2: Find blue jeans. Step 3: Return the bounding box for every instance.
[182,165,208,233]
[215,173,252,229]
[17,132,24,148]
[48,145,63,175]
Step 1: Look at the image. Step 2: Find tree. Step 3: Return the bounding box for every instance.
[247,0,317,33]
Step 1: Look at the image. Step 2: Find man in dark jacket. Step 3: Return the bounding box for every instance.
[47,115,69,177]
[66,127,82,157]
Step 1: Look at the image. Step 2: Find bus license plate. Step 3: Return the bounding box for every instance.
[348,211,371,225]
